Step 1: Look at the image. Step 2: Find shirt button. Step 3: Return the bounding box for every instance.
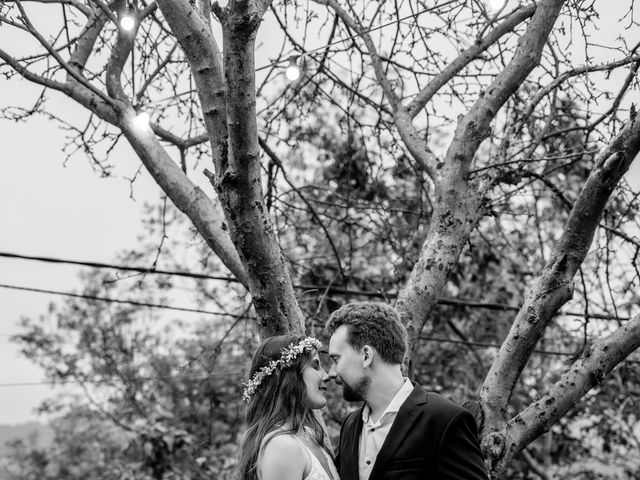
[366,461,371,465]
[370,428,375,432]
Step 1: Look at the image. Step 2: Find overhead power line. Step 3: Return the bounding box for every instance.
[420,335,574,357]
[0,250,632,322]
[0,251,238,282]
[0,370,242,388]
[0,283,246,318]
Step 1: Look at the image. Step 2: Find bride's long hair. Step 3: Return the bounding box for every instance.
[235,334,326,480]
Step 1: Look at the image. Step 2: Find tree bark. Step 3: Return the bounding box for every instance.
[480,113,640,430]
[156,0,304,335]
[118,107,250,288]
[478,113,640,477]
[484,312,640,477]
[397,0,567,356]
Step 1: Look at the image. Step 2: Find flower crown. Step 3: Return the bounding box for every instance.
[242,337,322,402]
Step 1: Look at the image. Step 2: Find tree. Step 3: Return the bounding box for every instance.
[10,240,251,479]
[2,0,640,476]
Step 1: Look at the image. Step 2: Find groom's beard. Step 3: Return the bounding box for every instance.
[342,376,369,402]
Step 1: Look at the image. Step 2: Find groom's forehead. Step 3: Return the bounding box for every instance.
[329,326,357,354]
[329,325,349,347]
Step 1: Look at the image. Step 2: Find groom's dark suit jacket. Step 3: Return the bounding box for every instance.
[336,384,487,480]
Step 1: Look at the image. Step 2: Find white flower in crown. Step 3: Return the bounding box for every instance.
[242,337,322,402]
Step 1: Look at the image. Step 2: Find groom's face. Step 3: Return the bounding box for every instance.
[328,325,369,402]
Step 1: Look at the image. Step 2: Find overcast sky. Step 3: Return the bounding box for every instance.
[1,0,640,426]
[0,76,165,424]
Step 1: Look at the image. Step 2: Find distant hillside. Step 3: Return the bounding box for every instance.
[0,422,54,454]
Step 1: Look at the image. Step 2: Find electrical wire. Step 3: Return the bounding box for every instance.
[0,371,242,388]
[0,250,632,321]
[0,283,246,318]
[0,251,237,282]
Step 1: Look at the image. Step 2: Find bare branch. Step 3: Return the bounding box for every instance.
[258,136,347,282]
[219,0,305,335]
[406,3,537,118]
[319,0,437,179]
[14,0,114,104]
[119,106,250,287]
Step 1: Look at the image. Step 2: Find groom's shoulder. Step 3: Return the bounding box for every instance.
[413,386,471,418]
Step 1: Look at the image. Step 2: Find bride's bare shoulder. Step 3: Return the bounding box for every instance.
[259,434,307,480]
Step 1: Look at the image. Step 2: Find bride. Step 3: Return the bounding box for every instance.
[235,334,339,480]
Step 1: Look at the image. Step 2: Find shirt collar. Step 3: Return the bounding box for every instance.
[362,378,413,424]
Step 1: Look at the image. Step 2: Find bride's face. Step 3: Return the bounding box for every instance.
[302,350,329,409]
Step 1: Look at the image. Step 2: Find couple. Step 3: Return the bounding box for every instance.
[236,302,487,480]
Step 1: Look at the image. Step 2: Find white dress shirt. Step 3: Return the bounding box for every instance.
[358,378,414,480]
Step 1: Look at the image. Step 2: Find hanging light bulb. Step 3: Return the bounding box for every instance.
[119,4,136,31]
[285,55,301,82]
[217,0,228,7]
[486,0,505,11]
[133,111,150,129]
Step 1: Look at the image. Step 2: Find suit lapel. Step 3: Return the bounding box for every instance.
[343,406,364,480]
[368,384,427,480]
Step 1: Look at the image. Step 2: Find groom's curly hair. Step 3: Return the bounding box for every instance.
[326,302,407,364]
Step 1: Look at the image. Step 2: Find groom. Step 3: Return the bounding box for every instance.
[326,302,487,480]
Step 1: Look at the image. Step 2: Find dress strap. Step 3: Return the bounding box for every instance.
[290,435,314,469]
[293,434,338,480]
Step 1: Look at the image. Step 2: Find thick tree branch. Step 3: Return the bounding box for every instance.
[156,0,303,335]
[67,6,108,77]
[155,0,227,174]
[105,14,135,101]
[220,0,304,335]
[479,113,640,437]
[485,311,640,475]
[396,0,567,358]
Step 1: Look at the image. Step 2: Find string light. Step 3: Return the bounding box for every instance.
[132,111,150,129]
[119,3,136,32]
[128,4,439,105]
[486,0,506,12]
[285,55,301,81]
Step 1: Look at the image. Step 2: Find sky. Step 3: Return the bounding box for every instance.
[1,0,640,426]
[0,78,165,424]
